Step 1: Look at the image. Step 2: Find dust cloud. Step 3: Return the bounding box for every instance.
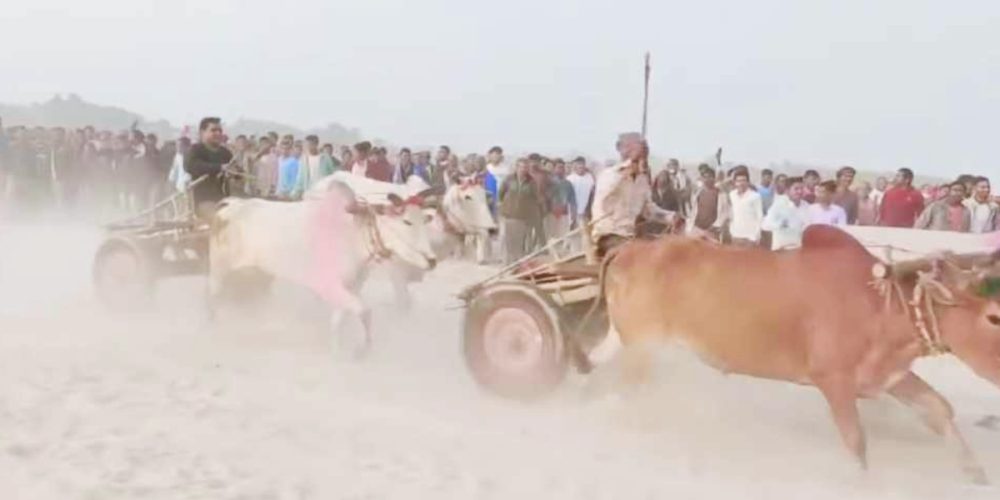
[0,218,997,499]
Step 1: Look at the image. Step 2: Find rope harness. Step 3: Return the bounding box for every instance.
[870,266,957,356]
[355,207,393,263]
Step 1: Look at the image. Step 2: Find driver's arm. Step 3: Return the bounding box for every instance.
[184,145,223,179]
[642,193,677,225]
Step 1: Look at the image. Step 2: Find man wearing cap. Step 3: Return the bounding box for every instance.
[590,133,679,258]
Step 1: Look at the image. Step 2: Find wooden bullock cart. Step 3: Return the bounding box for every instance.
[459,224,999,400]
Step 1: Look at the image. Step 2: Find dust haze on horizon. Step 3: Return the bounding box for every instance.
[1,0,998,178]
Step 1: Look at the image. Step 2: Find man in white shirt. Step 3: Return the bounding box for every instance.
[871,176,888,210]
[728,170,763,246]
[591,133,677,257]
[295,135,326,196]
[761,176,810,250]
[350,141,371,178]
[565,156,595,252]
[806,180,848,226]
[566,156,595,224]
[964,176,999,234]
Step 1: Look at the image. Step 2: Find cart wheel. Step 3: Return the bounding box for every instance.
[93,239,153,311]
[463,282,567,400]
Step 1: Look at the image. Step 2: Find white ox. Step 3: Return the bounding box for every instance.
[209,173,436,354]
[388,177,497,309]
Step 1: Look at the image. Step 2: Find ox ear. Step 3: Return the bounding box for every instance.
[386,193,404,207]
[980,276,1000,298]
[422,195,441,208]
[417,186,445,198]
[933,256,983,294]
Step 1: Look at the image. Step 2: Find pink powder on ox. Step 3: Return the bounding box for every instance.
[303,189,359,309]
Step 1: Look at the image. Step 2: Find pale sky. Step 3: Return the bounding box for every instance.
[1,0,998,178]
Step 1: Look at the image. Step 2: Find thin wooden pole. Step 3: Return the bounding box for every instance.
[641,51,651,139]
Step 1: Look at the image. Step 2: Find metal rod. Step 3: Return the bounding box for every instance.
[642,51,651,139]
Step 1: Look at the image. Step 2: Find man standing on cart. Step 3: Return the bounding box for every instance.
[590,132,679,258]
[184,117,233,221]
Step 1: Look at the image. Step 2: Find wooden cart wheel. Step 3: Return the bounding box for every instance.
[463,282,567,400]
[92,239,153,312]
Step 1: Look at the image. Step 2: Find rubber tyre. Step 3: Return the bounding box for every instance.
[462,283,567,400]
[92,239,154,312]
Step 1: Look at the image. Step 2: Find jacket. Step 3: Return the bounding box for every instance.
[915,200,971,232]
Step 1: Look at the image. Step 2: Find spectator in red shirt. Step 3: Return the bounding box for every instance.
[366,147,394,183]
[879,168,925,228]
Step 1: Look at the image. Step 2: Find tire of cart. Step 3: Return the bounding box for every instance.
[462,282,568,400]
[92,237,154,312]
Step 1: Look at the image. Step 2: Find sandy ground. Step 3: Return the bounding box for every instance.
[1,219,998,499]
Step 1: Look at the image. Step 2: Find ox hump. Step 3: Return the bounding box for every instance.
[802,225,871,254]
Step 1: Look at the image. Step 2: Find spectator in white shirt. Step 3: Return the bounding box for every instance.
[565,157,596,252]
[870,176,888,210]
[167,136,192,192]
[728,169,763,246]
[807,180,848,226]
[963,176,999,234]
[566,156,594,225]
[761,176,810,250]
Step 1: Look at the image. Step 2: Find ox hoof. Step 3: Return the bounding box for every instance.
[975,415,999,431]
[352,337,373,360]
[964,466,990,486]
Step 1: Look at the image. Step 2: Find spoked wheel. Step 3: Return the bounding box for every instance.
[93,239,153,312]
[463,282,567,400]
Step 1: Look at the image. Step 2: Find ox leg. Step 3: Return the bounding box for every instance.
[620,345,655,392]
[816,376,868,470]
[475,232,489,264]
[888,372,988,485]
[387,261,413,313]
[326,280,373,359]
[205,270,226,322]
[392,278,412,313]
[588,324,623,366]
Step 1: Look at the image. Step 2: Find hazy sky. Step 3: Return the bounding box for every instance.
[1,0,998,177]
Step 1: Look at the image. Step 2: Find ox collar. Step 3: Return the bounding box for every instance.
[871,267,954,356]
[357,209,393,263]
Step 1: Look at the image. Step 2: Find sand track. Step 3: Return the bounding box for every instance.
[0,221,997,499]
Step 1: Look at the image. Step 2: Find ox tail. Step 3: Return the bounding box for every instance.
[211,198,236,238]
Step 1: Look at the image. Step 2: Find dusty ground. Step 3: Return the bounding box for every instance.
[0,219,998,499]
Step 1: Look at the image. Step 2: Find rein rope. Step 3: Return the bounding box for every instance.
[870,269,956,356]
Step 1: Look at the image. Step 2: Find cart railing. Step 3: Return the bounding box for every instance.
[457,213,612,301]
[103,176,208,230]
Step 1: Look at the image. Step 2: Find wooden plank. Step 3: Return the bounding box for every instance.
[536,277,595,291]
[550,262,600,279]
[551,285,601,305]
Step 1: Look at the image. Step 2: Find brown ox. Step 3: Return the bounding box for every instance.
[591,225,1000,483]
